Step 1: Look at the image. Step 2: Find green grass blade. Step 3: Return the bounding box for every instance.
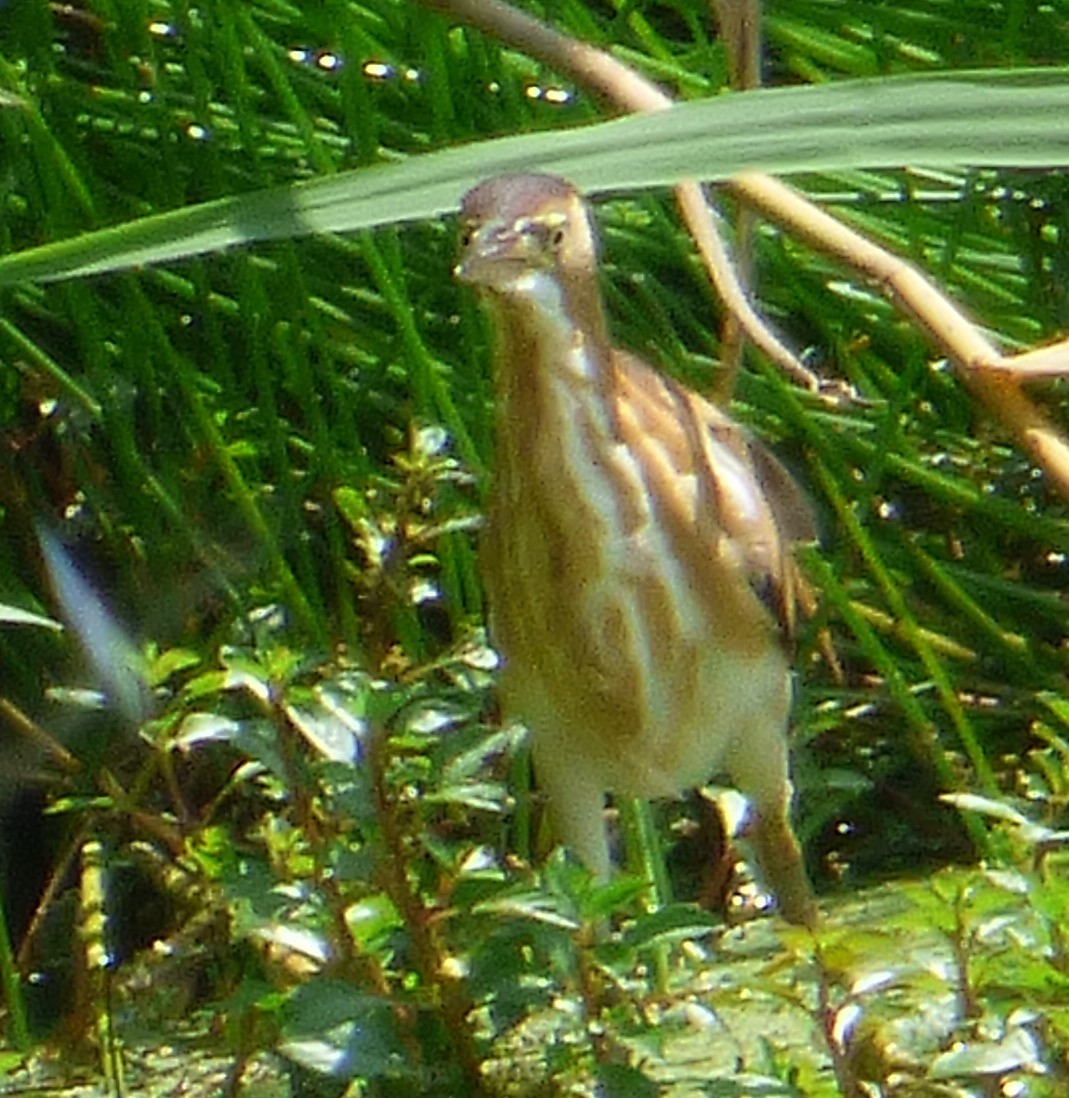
[2,69,1069,284]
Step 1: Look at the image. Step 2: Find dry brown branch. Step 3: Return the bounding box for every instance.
[991,339,1069,381]
[415,0,1069,503]
[710,0,763,92]
[730,172,1069,499]
[708,0,763,398]
[0,695,80,773]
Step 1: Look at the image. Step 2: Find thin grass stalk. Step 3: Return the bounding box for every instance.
[900,536,1032,665]
[0,317,102,418]
[240,260,329,625]
[616,797,672,991]
[359,231,484,475]
[799,543,989,854]
[270,301,362,644]
[236,5,338,178]
[811,459,997,793]
[132,282,322,636]
[0,864,30,1052]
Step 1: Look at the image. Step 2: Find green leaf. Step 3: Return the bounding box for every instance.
[3,70,1069,284]
[620,903,723,949]
[595,1061,660,1098]
[928,1024,1042,1079]
[280,980,409,1080]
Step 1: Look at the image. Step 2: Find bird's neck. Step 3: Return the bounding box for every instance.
[483,268,615,412]
[483,271,624,540]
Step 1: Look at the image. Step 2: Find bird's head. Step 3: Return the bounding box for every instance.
[455,174,598,295]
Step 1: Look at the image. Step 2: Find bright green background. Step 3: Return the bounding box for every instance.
[2,1,1069,1092]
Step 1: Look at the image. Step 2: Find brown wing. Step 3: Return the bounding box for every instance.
[612,350,815,643]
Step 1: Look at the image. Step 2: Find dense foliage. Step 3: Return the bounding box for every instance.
[1,1,1068,1094]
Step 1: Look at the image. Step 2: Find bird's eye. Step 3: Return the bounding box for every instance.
[459,224,475,248]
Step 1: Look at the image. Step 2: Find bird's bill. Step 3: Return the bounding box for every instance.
[455,211,568,289]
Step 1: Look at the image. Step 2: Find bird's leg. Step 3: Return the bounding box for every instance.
[532,736,612,882]
[727,728,817,928]
[747,791,816,928]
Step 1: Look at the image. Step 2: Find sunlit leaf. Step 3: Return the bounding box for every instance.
[280,980,410,1080]
[0,604,62,631]
[3,71,1069,284]
[928,1023,1042,1079]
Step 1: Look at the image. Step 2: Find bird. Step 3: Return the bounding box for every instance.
[455,173,817,927]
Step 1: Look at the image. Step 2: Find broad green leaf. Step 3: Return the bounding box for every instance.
[2,70,1069,284]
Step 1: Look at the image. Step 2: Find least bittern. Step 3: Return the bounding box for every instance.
[457,174,817,926]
